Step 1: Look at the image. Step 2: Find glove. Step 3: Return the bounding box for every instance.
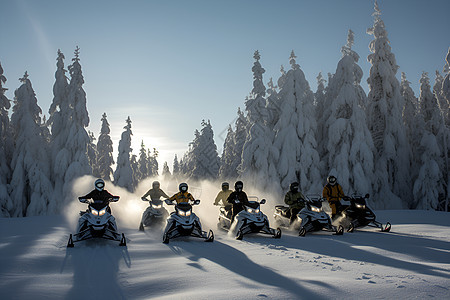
[234,199,240,204]
[78,197,88,203]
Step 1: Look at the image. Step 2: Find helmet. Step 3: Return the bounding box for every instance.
[222,182,229,191]
[95,179,105,191]
[290,182,299,193]
[179,182,188,193]
[234,181,243,192]
[152,181,160,189]
[327,175,337,185]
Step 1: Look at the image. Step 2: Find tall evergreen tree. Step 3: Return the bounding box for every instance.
[56,47,92,209]
[240,50,277,190]
[230,108,247,179]
[162,161,171,181]
[322,30,375,197]
[366,1,410,208]
[401,72,421,201]
[218,125,236,179]
[9,72,53,216]
[87,130,97,174]
[191,120,220,180]
[95,113,114,181]
[147,148,159,177]
[413,72,445,210]
[0,61,12,216]
[273,51,321,193]
[137,140,149,181]
[114,116,134,192]
[441,48,450,127]
[173,154,180,178]
[47,50,70,213]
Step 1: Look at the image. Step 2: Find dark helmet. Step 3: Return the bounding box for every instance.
[152,181,160,189]
[95,178,105,191]
[222,182,229,191]
[327,175,337,185]
[234,181,243,192]
[290,182,299,193]
[179,182,188,193]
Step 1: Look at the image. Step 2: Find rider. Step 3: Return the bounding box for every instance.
[142,181,169,201]
[284,182,306,224]
[322,175,346,219]
[78,178,119,210]
[214,182,233,213]
[168,182,195,204]
[227,181,249,223]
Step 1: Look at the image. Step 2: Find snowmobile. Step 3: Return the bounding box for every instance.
[273,200,305,230]
[337,194,391,232]
[162,199,214,244]
[139,197,169,231]
[67,197,126,247]
[296,195,344,237]
[231,197,281,240]
[216,200,233,231]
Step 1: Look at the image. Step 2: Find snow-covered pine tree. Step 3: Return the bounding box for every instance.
[9,72,53,216]
[47,50,71,213]
[62,47,92,204]
[218,125,236,179]
[173,154,180,179]
[401,72,421,204]
[0,61,12,216]
[87,130,97,174]
[441,48,450,127]
[114,116,135,192]
[366,1,410,208]
[137,140,149,181]
[439,48,450,211]
[315,72,328,178]
[229,108,247,179]
[162,161,171,181]
[130,154,139,188]
[273,51,321,193]
[240,50,277,190]
[95,113,114,181]
[322,30,375,198]
[147,148,159,177]
[413,72,445,210]
[191,120,220,180]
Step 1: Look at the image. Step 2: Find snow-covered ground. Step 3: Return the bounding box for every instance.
[1,208,449,299]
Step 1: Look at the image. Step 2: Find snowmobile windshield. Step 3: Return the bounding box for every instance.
[246,201,260,209]
[308,200,322,208]
[90,202,108,211]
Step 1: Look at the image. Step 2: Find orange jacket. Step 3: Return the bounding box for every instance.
[169,191,195,204]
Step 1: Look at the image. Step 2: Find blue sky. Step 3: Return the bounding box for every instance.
[1,0,449,170]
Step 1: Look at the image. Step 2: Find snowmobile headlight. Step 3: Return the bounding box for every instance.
[91,208,99,216]
[246,208,260,214]
[356,204,365,209]
[311,206,322,213]
[153,204,162,209]
[99,208,107,216]
[185,210,192,217]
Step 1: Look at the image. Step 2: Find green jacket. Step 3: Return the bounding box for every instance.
[284,191,306,209]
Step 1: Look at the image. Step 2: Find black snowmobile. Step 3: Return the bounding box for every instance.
[296,195,344,237]
[139,197,169,231]
[162,199,214,244]
[337,194,391,232]
[67,197,126,247]
[230,197,281,240]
